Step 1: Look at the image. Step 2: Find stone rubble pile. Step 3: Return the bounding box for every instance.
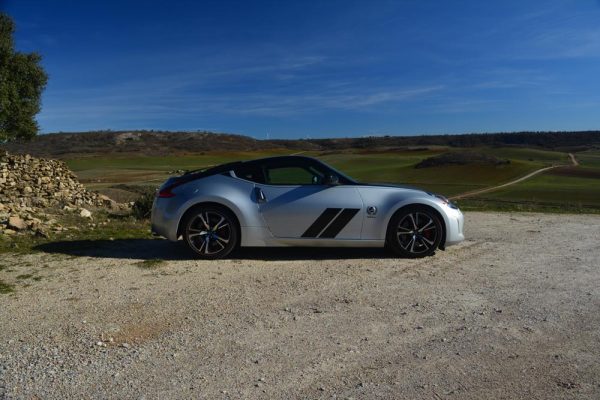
[0,151,118,236]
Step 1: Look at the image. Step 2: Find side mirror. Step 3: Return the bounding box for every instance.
[323,174,339,185]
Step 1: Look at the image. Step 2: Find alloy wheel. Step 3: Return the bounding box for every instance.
[186,210,233,256]
[396,211,439,255]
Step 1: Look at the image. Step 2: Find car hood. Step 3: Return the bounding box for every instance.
[357,182,427,192]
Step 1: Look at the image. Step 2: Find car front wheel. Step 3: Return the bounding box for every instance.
[387,206,443,258]
[183,206,238,259]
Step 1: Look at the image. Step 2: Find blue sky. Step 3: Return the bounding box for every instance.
[4,0,600,138]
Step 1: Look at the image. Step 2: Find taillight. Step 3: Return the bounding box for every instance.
[156,171,200,198]
[157,180,183,198]
[157,187,176,198]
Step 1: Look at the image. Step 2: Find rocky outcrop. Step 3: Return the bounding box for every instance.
[0,151,121,236]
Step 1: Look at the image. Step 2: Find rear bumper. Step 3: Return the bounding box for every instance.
[151,197,180,241]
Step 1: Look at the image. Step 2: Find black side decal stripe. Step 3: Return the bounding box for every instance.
[319,208,360,238]
[301,208,342,237]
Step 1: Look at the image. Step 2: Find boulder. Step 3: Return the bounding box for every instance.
[7,216,26,231]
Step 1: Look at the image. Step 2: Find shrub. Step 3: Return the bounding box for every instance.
[131,192,154,219]
[414,152,510,169]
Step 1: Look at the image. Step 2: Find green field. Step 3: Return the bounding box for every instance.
[461,166,600,213]
[66,150,291,189]
[64,146,600,213]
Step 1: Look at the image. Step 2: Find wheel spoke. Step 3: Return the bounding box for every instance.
[212,216,225,230]
[401,237,414,250]
[215,235,229,244]
[418,219,433,232]
[408,214,417,230]
[215,223,229,231]
[197,237,207,253]
[188,231,207,238]
[204,237,210,254]
[198,213,210,229]
[410,237,416,252]
[422,236,434,246]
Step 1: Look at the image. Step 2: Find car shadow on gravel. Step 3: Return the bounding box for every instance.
[34,239,395,261]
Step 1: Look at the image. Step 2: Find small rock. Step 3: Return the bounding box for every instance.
[34,228,48,238]
[80,209,92,218]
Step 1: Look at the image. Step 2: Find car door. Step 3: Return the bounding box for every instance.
[254,159,364,239]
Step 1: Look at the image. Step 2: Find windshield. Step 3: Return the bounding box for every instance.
[314,158,358,185]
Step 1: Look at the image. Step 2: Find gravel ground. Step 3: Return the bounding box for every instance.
[0,212,599,399]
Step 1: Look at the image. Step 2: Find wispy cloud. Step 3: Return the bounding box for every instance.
[39,47,445,130]
[40,83,445,128]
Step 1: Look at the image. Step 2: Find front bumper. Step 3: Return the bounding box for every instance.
[444,207,465,246]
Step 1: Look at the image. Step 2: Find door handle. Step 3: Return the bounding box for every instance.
[255,187,267,203]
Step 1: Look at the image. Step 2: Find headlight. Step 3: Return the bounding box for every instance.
[434,194,459,210]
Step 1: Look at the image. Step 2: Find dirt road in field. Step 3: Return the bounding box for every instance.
[1,212,599,399]
[450,153,579,200]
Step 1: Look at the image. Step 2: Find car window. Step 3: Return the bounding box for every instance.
[232,164,265,183]
[232,157,355,185]
[265,166,322,185]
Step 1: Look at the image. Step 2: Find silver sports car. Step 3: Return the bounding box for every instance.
[151,155,464,259]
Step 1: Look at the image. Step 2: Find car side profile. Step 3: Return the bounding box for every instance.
[151,156,464,259]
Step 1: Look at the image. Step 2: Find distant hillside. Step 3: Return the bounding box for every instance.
[0,130,315,158]
[2,130,600,158]
[297,130,600,152]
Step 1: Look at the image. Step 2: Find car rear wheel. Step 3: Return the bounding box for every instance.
[183,206,238,259]
[387,206,443,258]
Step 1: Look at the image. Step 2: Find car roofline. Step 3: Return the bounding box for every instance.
[188,155,319,176]
[183,155,357,185]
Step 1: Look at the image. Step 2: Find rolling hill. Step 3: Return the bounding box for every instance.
[2,130,600,158]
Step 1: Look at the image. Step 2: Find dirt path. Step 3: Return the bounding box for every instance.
[451,153,578,200]
[1,212,599,399]
[569,152,579,166]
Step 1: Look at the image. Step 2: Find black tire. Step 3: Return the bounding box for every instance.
[386,205,443,258]
[182,205,239,259]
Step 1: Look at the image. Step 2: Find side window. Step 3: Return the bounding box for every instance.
[233,164,265,183]
[265,166,323,185]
